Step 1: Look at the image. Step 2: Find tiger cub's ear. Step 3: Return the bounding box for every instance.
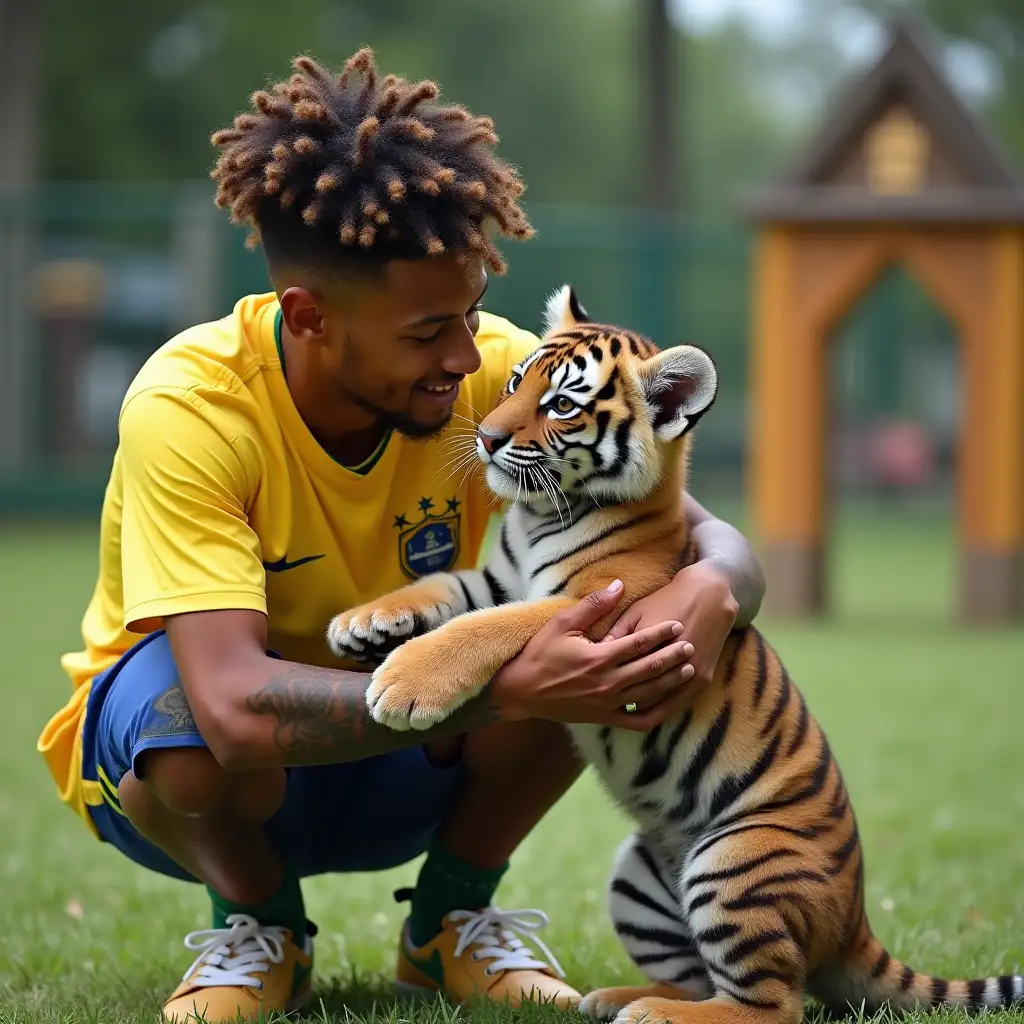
[542,284,591,335]
[637,344,718,442]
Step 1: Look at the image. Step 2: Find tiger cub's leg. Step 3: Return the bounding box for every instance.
[326,569,502,664]
[607,830,813,1024]
[580,833,712,1021]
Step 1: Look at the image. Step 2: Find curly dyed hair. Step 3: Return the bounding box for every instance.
[209,47,534,276]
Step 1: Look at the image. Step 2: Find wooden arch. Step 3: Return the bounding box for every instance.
[743,17,1024,621]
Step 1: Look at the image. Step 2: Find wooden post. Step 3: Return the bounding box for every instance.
[960,230,1024,620]
[750,228,827,616]
[639,0,678,213]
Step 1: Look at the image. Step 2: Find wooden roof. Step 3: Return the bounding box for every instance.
[741,15,1024,223]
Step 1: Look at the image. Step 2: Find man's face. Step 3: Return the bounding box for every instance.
[288,252,488,440]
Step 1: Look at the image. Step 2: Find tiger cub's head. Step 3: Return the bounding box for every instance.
[476,284,718,506]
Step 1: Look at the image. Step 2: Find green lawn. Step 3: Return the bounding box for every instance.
[1,512,1022,1024]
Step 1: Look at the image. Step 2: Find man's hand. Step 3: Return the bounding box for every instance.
[682,493,765,628]
[489,581,695,732]
[603,562,739,694]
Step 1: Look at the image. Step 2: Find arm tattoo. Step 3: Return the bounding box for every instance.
[244,664,502,765]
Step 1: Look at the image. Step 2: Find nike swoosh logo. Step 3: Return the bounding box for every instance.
[404,947,445,987]
[262,554,325,572]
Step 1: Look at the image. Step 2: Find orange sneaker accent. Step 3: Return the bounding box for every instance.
[162,914,313,1024]
[396,908,580,1009]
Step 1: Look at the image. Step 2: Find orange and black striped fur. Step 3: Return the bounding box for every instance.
[327,286,1022,1023]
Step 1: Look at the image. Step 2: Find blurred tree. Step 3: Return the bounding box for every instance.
[39,0,1024,211]
[41,0,635,203]
[39,0,804,218]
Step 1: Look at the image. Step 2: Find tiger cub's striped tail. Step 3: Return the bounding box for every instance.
[834,933,1023,1015]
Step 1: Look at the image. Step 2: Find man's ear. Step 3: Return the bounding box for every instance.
[637,344,718,442]
[279,286,326,341]
[542,283,591,335]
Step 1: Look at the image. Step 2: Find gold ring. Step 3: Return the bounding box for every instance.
[624,702,637,713]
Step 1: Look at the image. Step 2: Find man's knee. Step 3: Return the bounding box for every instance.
[423,736,464,768]
[132,746,285,819]
[133,746,231,816]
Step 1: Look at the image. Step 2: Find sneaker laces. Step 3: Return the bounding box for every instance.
[449,907,565,978]
[180,914,287,990]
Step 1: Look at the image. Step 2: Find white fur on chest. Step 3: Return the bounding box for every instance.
[568,725,679,824]
[506,504,607,599]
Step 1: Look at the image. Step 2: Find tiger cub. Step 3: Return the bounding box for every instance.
[327,286,1022,1024]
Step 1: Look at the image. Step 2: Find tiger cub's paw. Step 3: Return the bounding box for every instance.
[579,989,634,1021]
[582,985,701,1022]
[612,997,690,1024]
[365,634,486,732]
[326,584,460,665]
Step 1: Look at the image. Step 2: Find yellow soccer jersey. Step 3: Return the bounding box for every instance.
[38,291,539,829]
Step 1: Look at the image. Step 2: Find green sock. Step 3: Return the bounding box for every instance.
[407,836,509,947]
[207,864,307,943]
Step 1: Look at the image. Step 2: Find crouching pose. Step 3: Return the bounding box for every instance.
[38,49,764,1023]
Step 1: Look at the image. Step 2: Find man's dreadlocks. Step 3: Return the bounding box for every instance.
[210,47,533,276]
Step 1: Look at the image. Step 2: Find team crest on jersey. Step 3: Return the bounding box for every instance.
[394,497,462,579]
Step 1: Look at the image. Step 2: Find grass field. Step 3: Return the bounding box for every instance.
[1,510,1022,1024]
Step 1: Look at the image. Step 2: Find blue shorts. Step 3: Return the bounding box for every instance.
[81,630,463,881]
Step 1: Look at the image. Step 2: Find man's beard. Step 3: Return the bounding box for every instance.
[343,386,453,441]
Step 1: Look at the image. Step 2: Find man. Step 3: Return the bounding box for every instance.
[38,49,766,1023]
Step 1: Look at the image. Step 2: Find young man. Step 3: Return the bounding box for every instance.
[38,49,765,1023]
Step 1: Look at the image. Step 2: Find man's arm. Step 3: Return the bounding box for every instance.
[165,580,688,770]
[165,609,502,771]
[242,661,502,766]
[682,491,765,628]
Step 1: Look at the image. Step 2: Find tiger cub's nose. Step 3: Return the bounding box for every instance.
[477,426,512,456]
